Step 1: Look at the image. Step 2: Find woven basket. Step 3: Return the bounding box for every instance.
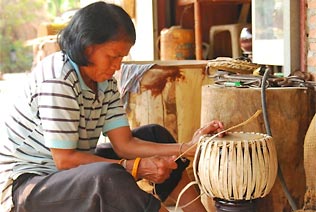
[194,132,278,201]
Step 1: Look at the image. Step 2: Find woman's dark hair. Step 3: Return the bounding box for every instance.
[58,1,136,66]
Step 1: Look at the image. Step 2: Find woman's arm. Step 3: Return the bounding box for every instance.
[50,120,224,184]
[50,148,117,170]
[107,120,225,159]
[50,148,177,183]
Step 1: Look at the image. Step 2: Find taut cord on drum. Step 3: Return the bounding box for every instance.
[175,109,262,161]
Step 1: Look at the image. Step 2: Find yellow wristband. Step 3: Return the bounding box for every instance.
[132,157,141,180]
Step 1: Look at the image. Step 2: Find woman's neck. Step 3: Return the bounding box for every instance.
[79,67,98,94]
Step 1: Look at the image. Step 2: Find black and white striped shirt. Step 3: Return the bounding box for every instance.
[0,51,129,211]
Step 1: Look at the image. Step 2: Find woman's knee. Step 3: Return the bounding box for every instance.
[87,162,131,180]
[146,124,168,133]
[86,162,160,210]
[132,124,176,144]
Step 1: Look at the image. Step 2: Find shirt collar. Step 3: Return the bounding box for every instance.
[67,55,108,92]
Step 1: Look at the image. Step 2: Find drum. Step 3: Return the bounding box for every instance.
[193,132,278,201]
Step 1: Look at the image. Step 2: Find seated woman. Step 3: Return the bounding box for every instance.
[0,2,224,212]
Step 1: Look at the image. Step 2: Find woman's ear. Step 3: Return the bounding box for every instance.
[84,45,94,58]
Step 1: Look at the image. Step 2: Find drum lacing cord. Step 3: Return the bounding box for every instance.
[261,67,298,211]
[173,110,263,211]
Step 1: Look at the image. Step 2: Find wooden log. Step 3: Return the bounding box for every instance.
[125,60,212,144]
[200,85,315,212]
[303,113,316,210]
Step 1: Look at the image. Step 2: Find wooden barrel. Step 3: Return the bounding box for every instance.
[200,85,315,212]
[303,113,316,210]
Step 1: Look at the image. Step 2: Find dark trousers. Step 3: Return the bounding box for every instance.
[12,124,189,212]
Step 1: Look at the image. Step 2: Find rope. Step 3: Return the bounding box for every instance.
[174,181,203,211]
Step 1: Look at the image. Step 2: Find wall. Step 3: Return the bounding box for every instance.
[80,0,156,61]
[129,0,156,61]
[307,0,316,75]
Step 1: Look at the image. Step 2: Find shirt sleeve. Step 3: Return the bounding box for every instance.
[102,79,130,133]
[37,78,80,149]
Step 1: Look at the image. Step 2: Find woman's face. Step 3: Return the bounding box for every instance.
[82,40,133,82]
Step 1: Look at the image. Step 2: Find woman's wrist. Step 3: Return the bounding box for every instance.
[180,143,190,154]
[179,142,196,158]
[179,143,185,156]
[119,159,140,179]
[118,159,127,169]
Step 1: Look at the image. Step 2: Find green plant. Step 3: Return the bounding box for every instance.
[0,0,79,74]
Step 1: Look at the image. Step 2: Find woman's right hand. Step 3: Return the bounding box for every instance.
[132,156,178,184]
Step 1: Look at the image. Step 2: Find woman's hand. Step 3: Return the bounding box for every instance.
[135,156,178,184]
[181,120,225,157]
[192,120,225,143]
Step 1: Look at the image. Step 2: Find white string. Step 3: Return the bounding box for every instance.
[173,181,203,211]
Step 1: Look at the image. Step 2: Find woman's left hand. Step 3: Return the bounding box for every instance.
[193,120,225,141]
